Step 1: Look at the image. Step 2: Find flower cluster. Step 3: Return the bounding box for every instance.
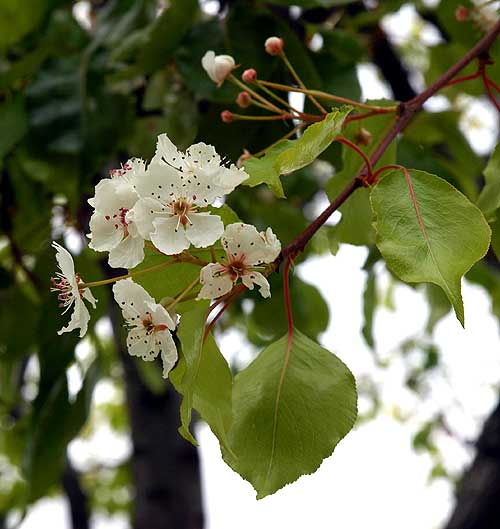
[51,133,281,378]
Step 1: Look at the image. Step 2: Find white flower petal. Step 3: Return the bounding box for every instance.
[82,288,97,308]
[151,217,191,255]
[201,51,235,84]
[198,263,234,300]
[57,298,91,338]
[113,278,155,321]
[52,242,76,282]
[185,213,224,248]
[212,164,249,194]
[88,213,124,252]
[241,271,271,298]
[146,301,176,331]
[52,242,96,337]
[108,235,145,269]
[128,328,158,361]
[223,223,281,265]
[186,142,220,165]
[135,161,182,200]
[160,331,178,378]
[151,133,182,167]
[130,197,162,240]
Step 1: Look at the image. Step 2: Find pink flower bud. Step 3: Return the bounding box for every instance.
[455,5,469,22]
[221,110,233,123]
[242,68,257,84]
[354,128,372,147]
[265,36,284,56]
[237,149,252,167]
[236,91,252,108]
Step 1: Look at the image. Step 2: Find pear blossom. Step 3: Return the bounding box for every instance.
[132,134,248,255]
[264,36,284,56]
[50,242,97,338]
[198,223,281,300]
[113,278,178,378]
[201,51,235,85]
[88,158,146,269]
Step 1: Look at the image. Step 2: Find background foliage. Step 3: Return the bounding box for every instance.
[1,0,500,527]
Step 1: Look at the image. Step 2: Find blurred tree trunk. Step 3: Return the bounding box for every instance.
[443,399,500,529]
[110,303,204,529]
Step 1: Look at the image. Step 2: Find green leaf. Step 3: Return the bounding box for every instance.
[222,328,357,498]
[139,0,198,74]
[170,302,233,447]
[370,169,491,325]
[243,141,292,198]
[425,283,451,334]
[129,248,200,302]
[243,108,351,197]
[206,204,241,226]
[275,107,351,175]
[0,0,46,50]
[0,96,28,159]
[477,140,500,217]
[362,270,376,348]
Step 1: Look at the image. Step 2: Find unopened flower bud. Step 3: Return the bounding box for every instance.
[354,128,372,147]
[221,110,233,123]
[236,91,252,108]
[201,50,236,85]
[237,149,252,167]
[265,36,284,56]
[455,5,469,22]
[242,68,257,84]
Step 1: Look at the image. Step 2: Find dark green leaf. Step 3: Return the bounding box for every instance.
[222,329,357,498]
[170,302,233,447]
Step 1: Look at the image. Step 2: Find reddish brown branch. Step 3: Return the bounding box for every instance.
[278,19,500,265]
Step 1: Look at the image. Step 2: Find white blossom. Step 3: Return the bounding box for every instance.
[201,51,235,85]
[132,134,248,255]
[88,158,146,269]
[198,223,281,300]
[113,278,178,378]
[50,242,97,338]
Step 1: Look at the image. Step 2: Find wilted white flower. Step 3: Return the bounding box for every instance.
[88,158,146,269]
[198,223,281,300]
[113,278,178,378]
[132,133,248,255]
[50,242,97,338]
[201,50,235,85]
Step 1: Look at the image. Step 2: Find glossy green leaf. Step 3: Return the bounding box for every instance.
[222,329,357,498]
[243,108,350,197]
[276,107,351,174]
[371,169,491,325]
[477,140,500,217]
[243,141,292,198]
[170,302,233,447]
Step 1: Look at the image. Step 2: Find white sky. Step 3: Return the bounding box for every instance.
[15,2,500,529]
